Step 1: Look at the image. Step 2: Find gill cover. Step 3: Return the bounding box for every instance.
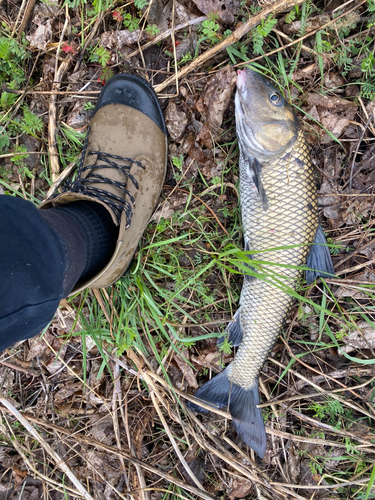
[235,68,299,161]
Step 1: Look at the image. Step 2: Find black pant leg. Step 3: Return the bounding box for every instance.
[0,196,67,353]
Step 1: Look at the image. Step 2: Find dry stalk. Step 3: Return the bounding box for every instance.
[48,59,70,182]
[126,16,206,61]
[17,0,37,38]
[154,0,307,94]
[0,398,95,500]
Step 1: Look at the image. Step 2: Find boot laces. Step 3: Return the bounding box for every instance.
[62,133,145,227]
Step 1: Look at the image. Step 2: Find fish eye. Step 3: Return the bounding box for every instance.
[270,93,280,104]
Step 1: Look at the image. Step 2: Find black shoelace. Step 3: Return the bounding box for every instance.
[59,135,145,227]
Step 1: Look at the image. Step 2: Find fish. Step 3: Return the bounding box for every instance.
[188,68,334,458]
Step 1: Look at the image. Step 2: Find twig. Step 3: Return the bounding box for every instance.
[0,398,95,500]
[126,16,207,61]
[48,60,70,182]
[17,0,36,38]
[45,161,77,199]
[154,0,307,93]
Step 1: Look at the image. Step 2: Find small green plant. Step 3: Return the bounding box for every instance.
[83,102,95,111]
[19,107,44,136]
[145,24,159,37]
[0,126,10,152]
[123,13,140,31]
[361,52,375,78]
[89,46,111,67]
[201,19,220,44]
[10,145,34,182]
[0,35,28,86]
[252,15,277,55]
[134,0,148,8]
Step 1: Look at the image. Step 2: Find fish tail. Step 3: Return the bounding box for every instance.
[188,369,266,458]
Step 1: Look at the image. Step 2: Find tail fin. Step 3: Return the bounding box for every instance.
[188,369,266,458]
[229,383,266,458]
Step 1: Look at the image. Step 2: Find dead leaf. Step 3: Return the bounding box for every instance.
[307,94,355,112]
[100,30,148,51]
[174,351,198,389]
[26,16,52,51]
[228,478,253,499]
[66,102,88,129]
[324,72,345,89]
[318,181,343,229]
[342,321,375,353]
[54,382,82,403]
[196,65,236,139]
[285,13,330,35]
[191,0,240,23]
[165,101,188,140]
[89,414,115,445]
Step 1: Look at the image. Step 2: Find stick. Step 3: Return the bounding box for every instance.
[48,60,70,182]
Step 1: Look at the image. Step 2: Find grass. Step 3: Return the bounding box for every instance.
[1,0,375,498]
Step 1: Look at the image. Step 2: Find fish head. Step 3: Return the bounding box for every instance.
[235,68,299,161]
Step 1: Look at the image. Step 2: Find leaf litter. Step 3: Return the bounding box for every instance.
[1,0,375,498]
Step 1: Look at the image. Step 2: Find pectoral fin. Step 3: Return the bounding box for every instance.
[306,225,335,284]
[245,157,269,211]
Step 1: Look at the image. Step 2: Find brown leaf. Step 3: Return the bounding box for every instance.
[100,30,148,50]
[228,478,253,499]
[66,102,88,129]
[174,351,198,389]
[318,181,343,229]
[54,382,82,403]
[306,93,354,112]
[89,414,116,445]
[323,72,345,89]
[342,321,375,353]
[342,197,373,225]
[191,0,240,23]
[165,101,188,140]
[197,65,236,138]
[26,17,52,51]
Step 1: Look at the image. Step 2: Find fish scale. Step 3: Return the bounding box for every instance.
[230,129,319,389]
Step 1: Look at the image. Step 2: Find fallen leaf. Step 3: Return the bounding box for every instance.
[89,414,115,445]
[26,17,52,51]
[174,351,198,389]
[196,65,236,139]
[191,0,240,23]
[54,382,82,403]
[318,181,343,229]
[100,30,148,51]
[66,102,88,129]
[164,101,188,140]
[307,94,355,112]
[342,321,375,353]
[228,478,253,499]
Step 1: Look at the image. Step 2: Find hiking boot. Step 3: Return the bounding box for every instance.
[39,74,167,294]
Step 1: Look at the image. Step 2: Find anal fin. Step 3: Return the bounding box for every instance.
[306,225,335,284]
